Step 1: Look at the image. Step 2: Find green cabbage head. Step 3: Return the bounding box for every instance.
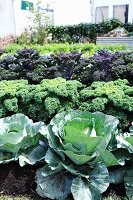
[47,110,120,165]
[36,110,119,200]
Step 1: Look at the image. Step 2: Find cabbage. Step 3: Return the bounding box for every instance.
[116,122,133,153]
[0,113,46,166]
[115,123,133,198]
[36,110,119,200]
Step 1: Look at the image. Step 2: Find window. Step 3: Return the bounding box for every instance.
[21,0,33,10]
[113,4,129,23]
[95,6,109,23]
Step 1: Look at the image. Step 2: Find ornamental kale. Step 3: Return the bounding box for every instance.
[73,50,131,84]
[0,48,57,83]
[112,63,133,85]
[0,48,133,85]
[87,50,124,82]
[53,52,82,80]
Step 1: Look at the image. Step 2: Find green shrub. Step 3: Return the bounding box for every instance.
[46,19,121,43]
[16,18,122,45]
[123,23,133,32]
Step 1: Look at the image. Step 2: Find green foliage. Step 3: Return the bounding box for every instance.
[109,123,133,199]
[0,113,45,166]
[80,79,133,127]
[123,23,133,33]
[4,43,126,55]
[117,123,133,153]
[15,18,122,45]
[17,0,52,45]
[47,19,121,43]
[96,18,122,36]
[0,78,132,127]
[36,110,120,199]
[4,98,18,112]
[0,78,82,122]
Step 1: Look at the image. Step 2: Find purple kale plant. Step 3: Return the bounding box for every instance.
[88,50,125,81]
[53,52,82,80]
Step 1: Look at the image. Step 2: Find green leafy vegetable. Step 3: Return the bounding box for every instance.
[36,110,119,200]
[115,123,133,197]
[0,113,46,166]
[116,123,133,153]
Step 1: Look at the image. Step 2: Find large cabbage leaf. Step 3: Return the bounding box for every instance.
[124,167,133,198]
[36,160,109,200]
[71,163,109,200]
[116,123,133,198]
[116,123,133,153]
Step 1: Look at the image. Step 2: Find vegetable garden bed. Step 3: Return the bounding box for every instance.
[0,46,132,200]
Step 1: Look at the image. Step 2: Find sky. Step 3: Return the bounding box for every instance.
[53,0,91,25]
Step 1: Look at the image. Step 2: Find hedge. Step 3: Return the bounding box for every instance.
[10,19,133,45]
[40,18,122,43]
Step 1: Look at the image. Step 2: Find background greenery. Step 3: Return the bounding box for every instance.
[3,43,126,55]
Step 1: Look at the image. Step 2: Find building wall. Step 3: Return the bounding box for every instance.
[0,0,16,36]
[13,0,34,35]
[54,0,91,25]
[0,0,54,36]
[13,0,54,35]
[93,0,133,23]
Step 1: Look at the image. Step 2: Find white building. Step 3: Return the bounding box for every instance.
[0,0,54,36]
[0,0,16,36]
[53,0,133,25]
[54,0,91,25]
[0,0,133,36]
[93,0,133,23]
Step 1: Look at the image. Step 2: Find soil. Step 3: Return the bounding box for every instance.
[0,162,44,199]
[0,162,126,199]
[103,182,126,198]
